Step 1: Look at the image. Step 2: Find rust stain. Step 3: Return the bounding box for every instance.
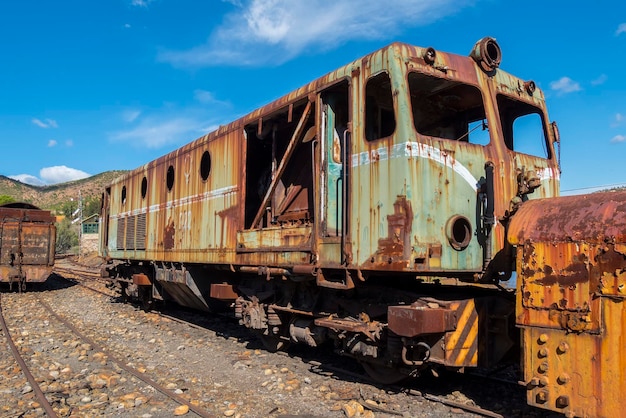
[509,190,626,245]
[164,218,175,250]
[363,195,413,270]
[534,263,588,286]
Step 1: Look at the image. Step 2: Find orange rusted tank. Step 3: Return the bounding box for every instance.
[0,203,56,290]
[509,190,626,418]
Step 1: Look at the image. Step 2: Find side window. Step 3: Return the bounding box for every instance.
[200,150,211,181]
[409,72,489,145]
[497,95,550,158]
[365,72,396,141]
[141,176,147,199]
[166,165,175,191]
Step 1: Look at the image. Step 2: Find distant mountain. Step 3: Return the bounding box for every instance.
[0,171,127,210]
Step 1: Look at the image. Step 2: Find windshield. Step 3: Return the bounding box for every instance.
[409,72,489,145]
[497,94,550,159]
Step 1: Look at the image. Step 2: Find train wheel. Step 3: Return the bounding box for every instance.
[139,286,153,312]
[257,332,291,353]
[360,362,407,384]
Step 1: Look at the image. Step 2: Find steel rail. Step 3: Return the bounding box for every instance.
[0,293,58,417]
[36,296,216,418]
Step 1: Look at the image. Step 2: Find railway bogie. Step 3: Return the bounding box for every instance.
[0,203,56,290]
[100,36,622,417]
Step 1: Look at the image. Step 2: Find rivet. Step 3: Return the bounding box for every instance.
[538,361,549,373]
[557,341,569,354]
[538,333,549,344]
[538,348,548,358]
[536,390,549,404]
[557,373,570,385]
[556,395,569,408]
[539,376,549,387]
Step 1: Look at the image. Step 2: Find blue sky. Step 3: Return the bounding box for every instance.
[1,0,624,194]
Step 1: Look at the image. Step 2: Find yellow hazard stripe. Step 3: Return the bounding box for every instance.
[446,300,479,367]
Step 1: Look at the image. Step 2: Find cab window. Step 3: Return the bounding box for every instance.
[409,72,489,145]
[497,95,550,158]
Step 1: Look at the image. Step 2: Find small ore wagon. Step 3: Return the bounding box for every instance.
[0,203,56,290]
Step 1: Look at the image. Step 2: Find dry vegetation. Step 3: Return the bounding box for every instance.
[0,171,126,211]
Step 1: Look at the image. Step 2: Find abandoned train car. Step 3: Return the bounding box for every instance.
[0,202,56,290]
[100,37,625,417]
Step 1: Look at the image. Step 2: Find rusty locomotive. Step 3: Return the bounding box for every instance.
[0,203,56,290]
[100,37,626,417]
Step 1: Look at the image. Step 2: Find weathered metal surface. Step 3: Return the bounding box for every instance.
[132,273,151,286]
[387,304,456,337]
[521,301,626,417]
[209,283,238,300]
[512,191,626,416]
[154,266,209,311]
[314,316,382,342]
[508,190,626,245]
[0,204,56,284]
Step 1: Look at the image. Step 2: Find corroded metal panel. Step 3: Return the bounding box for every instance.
[443,299,479,367]
[0,206,55,283]
[237,226,312,252]
[508,190,626,245]
[512,191,626,416]
[387,304,456,337]
[521,304,626,418]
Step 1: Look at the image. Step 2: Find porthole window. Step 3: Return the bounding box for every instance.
[200,150,211,181]
[141,176,147,199]
[166,165,175,191]
[121,186,127,204]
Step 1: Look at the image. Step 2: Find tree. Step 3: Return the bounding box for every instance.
[0,195,15,205]
[56,218,79,254]
[83,196,101,219]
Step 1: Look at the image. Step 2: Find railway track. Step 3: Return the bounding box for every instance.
[0,286,216,417]
[46,260,542,417]
[0,292,58,417]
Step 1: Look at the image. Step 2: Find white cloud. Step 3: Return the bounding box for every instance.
[549,77,581,95]
[124,23,132,29]
[616,23,626,36]
[110,117,209,149]
[194,90,217,104]
[8,166,89,186]
[122,109,141,123]
[611,134,626,143]
[40,166,90,184]
[159,0,475,67]
[65,140,74,147]
[9,174,46,186]
[48,139,58,147]
[193,90,231,108]
[131,0,154,7]
[32,118,58,128]
[591,74,607,86]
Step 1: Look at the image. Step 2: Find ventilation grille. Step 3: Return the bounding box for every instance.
[116,213,147,251]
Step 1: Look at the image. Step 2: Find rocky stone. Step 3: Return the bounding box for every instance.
[173,404,189,416]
